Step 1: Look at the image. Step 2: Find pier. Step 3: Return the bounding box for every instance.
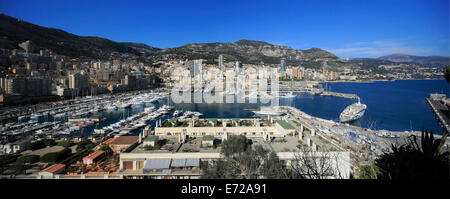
[319,91,359,100]
[426,97,450,134]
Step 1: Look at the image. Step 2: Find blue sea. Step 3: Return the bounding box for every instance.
[26,79,450,136]
[318,79,449,134]
[163,79,449,134]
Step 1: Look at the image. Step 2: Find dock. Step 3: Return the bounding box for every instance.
[426,97,450,134]
[319,91,359,100]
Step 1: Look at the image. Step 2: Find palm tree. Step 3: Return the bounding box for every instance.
[375,130,449,179]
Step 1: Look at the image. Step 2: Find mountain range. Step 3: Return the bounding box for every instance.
[377,54,449,67]
[0,13,447,68]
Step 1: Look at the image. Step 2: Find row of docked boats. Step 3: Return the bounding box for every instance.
[17,92,168,121]
[172,110,203,119]
[1,91,170,144]
[93,105,175,137]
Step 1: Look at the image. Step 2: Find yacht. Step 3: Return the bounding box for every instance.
[278,92,296,98]
[173,110,183,117]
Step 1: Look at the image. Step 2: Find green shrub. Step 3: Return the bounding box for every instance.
[40,148,72,163]
[27,141,46,151]
[58,140,74,148]
[16,155,40,164]
[42,139,57,146]
[27,139,57,151]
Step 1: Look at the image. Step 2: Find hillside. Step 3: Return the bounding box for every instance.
[154,39,346,68]
[0,13,159,59]
[378,54,449,67]
[0,13,352,69]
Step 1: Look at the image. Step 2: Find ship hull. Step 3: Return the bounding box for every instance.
[339,103,367,123]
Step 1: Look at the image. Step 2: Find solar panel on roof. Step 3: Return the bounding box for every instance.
[143,159,171,169]
[171,158,186,167]
[185,158,200,167]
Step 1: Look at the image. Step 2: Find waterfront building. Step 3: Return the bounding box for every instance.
[154,118,293,141]
[95,69,110,81]
[4,76,51,96]
[69,73,90,90]
[124,75,136,89]
[281,59,286,73]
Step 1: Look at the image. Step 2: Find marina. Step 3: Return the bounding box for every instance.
[1,80,449,153]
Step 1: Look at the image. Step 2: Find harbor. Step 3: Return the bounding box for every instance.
[0,91,171,145]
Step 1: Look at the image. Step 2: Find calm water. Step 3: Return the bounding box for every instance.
[321,80,449,134]
[166,80,449,134]
[26,79,449,136]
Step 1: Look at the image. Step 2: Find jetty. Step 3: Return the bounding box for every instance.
[426,94,450,134]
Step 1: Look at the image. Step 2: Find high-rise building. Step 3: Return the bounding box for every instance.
[281,59,286,73]
[69,73,90,90]
[124,75,137,89]
[193,60,202,78]
[4,76,51,96]
[235,61,242,74]
[218,54,224,71]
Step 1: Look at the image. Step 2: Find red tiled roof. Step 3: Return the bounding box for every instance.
[110,136,138,145]
[95,138,117,149]
[83,150,105,160]
[40,164,65,173]
[102,138,117,145]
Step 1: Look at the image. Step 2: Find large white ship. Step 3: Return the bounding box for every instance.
[252,106,284,116]
[339,98,367,123]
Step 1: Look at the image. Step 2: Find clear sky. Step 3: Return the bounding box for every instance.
[0,0,448,58]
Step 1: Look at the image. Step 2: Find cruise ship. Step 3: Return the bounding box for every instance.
[339,98,367,123]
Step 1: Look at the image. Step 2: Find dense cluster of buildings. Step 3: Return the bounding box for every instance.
[0,41,162,104]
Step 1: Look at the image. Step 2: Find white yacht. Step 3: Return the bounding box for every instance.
[339,98,367,123]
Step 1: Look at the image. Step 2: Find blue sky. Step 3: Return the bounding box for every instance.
[0,0,448,58]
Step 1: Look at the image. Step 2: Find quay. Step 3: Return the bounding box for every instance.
[279,81,359,100]
[319,91,358,100]
[426,96,450,134]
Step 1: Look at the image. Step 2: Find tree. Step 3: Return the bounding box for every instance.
[42,139,57,146]
[58,140,74,148]
[287,147,339,179]
[16,155,40,164]
[260,151,287,179]
[375,130,449,179]
[202,136,289,179]
[444,65,450,83]
[99,144,112,153]
[77,140,93,151]
[40,148,72,163]
[357,165,381,179]
[27,139,57,151]
[26,141,47,151]
[220,135,251,157]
